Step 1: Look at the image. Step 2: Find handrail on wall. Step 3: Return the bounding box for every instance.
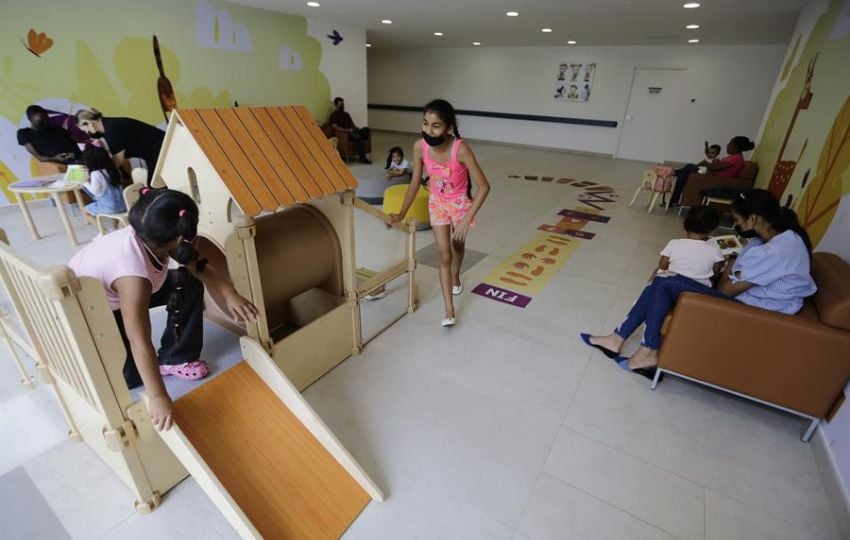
[368,103,618,128]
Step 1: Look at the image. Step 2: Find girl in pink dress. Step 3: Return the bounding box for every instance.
[390,100,491,327]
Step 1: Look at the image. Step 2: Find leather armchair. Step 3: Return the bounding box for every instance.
[679,161,759,208]
[655,252,850,441]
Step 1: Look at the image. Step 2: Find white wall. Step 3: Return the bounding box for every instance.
[307,18,368,126]
[367,44,785,162]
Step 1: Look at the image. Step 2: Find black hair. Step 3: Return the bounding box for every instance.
[385,146,404,170]
[708,144,722,154]
[333,97,344,105]
[729,136,755,153]
[129,188,207,339]
[26,105,46,118]
[683,206,720,235]
[731,188,812,253]
[423,99,473,198]
[82,145,122,188]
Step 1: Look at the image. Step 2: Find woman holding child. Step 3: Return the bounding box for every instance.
[581,189,816,373]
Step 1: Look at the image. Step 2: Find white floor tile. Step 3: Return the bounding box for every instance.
[544,428,705,540]
[516,474,676,540]
[705,488,831,540]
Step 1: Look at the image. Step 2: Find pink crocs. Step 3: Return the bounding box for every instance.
[159,360,210,381]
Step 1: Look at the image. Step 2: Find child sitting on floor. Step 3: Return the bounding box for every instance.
[652,206,724,286]
[81,145,126,224]
[385,146,411,180]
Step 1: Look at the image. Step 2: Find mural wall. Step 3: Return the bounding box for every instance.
[753,0,850,261]
[0,0,364,204]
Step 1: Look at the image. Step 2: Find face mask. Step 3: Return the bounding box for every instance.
[422,131,445,147]
[734,224,758,239]
[89,131,104,139]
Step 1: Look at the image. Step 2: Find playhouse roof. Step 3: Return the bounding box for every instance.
[175,106,358,216]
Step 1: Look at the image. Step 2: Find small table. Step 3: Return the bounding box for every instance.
[9,175,88,247]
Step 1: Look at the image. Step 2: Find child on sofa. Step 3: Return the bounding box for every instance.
[652,206,725,286]
[697,142,722,174]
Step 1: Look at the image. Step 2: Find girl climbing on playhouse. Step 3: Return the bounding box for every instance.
[385,146,411,179]
[81,145,127,224]
[68,188,259,431]
[390,99,490,327]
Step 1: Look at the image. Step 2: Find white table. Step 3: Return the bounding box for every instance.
[8,174,89,247]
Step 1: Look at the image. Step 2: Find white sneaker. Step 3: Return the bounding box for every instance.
[452,284,462,295]
[441,317,456,327]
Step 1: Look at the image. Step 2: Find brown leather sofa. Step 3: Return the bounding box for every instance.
[320,123,371,162]
[654,251,850,441]
[679,161,759,208]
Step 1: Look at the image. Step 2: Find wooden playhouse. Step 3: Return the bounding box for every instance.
[153,105,419,390]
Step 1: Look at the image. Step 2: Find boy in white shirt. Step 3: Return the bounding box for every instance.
[654,206,725,286]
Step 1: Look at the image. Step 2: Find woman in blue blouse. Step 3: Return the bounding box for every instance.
[581,189,817,372]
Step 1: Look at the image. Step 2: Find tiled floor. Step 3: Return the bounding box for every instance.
[0,131,841,539]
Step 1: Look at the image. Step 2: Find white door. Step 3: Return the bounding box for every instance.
[616,68,686,162]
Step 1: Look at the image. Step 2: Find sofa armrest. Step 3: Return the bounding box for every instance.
[658,293,850,418]
[680,174,754,208]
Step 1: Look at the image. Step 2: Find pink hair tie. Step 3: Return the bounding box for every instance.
[140,187,152,195]
[178,209,188,218]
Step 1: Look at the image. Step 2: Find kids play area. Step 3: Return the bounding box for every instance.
[1,1,849,539]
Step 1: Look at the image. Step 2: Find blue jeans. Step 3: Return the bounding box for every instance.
[615,274,730,350]
[670,163,699,204]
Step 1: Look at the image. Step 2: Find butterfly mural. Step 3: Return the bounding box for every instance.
[21,29,53,57]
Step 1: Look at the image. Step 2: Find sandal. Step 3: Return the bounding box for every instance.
[160,360,210,381]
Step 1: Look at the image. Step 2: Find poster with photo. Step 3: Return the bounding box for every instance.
[554,62,596,102]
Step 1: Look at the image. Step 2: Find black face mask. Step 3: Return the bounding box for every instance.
[421,131,446,147]
[734,224,758,239]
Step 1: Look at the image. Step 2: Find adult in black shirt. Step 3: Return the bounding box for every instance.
[329,97,371,163]
[75,108,165,183]
[17,105,82,165]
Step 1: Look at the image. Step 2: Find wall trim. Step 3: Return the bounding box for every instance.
[370,129,615,159]
[368,103,619,128]
[812,425,850,538]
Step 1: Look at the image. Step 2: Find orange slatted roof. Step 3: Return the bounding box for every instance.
[176,106,358,216]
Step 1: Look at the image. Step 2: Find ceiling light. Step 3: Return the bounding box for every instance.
[683,2,700,8]
[688,38,700,43]
[541,28,553,33]
[306,1,320,6]
[472,41,481,46]
[567,40,577,45]
[434,32,444,36]
[686,24,700,29]
[381,19,392,24]
[506,11,519,17]
[365,43,372,47]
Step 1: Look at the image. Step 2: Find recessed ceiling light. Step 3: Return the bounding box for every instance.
[688,38,700,43]
[683,2,700,8]
[686,24,700,29]
[472,41,481,46]
[567,40,577,45]
[434,32,444,36]
[381,19,392,24]
[365,43,372,47]
[506,11,519,17]
[541,28,553,33]
[306,1,320,6]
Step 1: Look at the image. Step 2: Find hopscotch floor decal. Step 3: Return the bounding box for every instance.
[473,204,612,309]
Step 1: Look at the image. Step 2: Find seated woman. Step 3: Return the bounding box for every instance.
[581,189,816,372]
[670,136,755,205]
[68,188,258,431]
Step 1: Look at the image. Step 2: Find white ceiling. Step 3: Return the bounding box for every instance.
[228,0,808,48]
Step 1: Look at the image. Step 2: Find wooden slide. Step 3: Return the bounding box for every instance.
[152,337,383,539]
